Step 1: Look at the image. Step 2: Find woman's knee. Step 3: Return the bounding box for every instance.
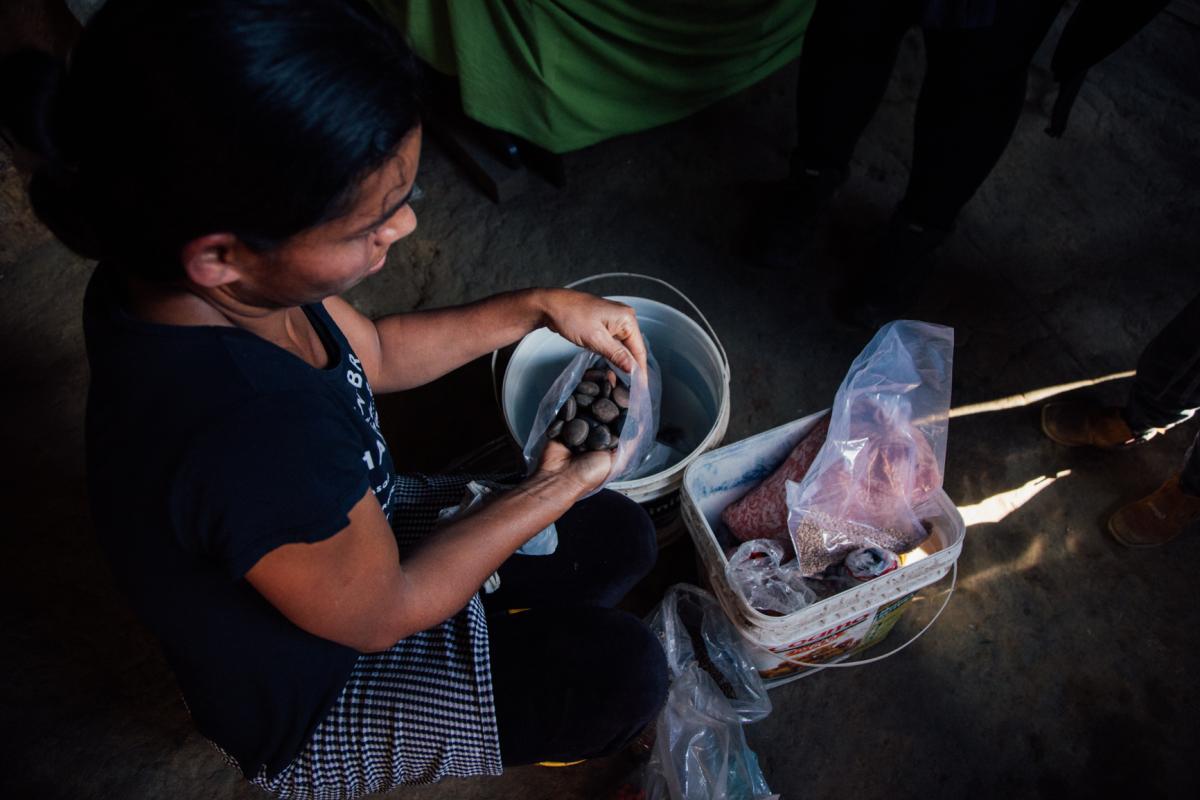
[566,608,669,754]
[492,607,669,765]
[581,489,658,578]
[592,608,666,694]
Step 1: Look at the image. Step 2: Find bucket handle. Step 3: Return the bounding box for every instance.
[564,272,730,381]
[761,562,957,674]
[489,271,730,419]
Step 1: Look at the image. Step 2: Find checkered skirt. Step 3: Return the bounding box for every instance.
[250,473,504,799]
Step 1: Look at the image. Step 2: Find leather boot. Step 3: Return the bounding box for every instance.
[1108,476,1200,548]
[1040,401,1137,449]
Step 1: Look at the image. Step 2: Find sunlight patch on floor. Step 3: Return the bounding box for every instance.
[949,371,1135,419]
[959,469,1072,527]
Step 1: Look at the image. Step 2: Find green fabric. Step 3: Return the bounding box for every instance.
[370,0,815,153]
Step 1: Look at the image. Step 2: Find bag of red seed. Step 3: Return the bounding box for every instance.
[786,321,953,575]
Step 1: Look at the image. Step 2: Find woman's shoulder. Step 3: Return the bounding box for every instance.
[85,265,335,396]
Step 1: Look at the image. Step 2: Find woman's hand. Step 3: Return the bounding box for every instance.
[539,289,648,376]
[534,439,612,497]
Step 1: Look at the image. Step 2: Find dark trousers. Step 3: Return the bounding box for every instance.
[483,490,668,766]
[1124,292,1200,494]
[795,0,1063,230]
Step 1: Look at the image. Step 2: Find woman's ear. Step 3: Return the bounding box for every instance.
[181,233,246,288]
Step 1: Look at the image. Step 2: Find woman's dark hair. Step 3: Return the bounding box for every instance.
[5,0,421,279]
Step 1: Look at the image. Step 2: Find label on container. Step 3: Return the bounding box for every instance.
[752,593,915,680]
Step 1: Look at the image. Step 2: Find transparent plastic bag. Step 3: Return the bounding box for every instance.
[522,344,662,489]
[436,480,558,556]
[641,585,778,800]
[786,320,953,575]
[436,480,557,594]
[725,539,817,616]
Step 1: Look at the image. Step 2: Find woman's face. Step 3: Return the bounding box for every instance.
[238,127,423,307]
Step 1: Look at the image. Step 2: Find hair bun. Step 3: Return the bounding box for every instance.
[1,51,102,258]
[0,50,69,160]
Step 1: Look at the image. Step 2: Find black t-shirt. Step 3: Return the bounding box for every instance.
[83,265,398,779]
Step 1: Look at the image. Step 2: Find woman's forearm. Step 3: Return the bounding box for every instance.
[245,470,589,654]
[383,469,586,640]
[370,288,549,393]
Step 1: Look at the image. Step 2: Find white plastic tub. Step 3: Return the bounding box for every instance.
[501,274,730,544]
[682,411,965,687]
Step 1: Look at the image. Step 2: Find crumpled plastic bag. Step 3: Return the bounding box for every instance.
[436,480,557,594]
[804,546,902,600]
[522,344,662,491]
[787,320,953,575]
[640,585,778,800]
[725,539,816,616]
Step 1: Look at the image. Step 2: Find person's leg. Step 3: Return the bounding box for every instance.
[793,0,917,176]
[1042,293,1200,449]
[1124,292,1200,437]
[488,605,669,766]
[1043,294,1200,546]
[836,0,1063,326]
[750,0,917,269]
[901,0,1065,230]
[1180,434,1200,497]
[1105,297,1200,545]
[482,489,657,612]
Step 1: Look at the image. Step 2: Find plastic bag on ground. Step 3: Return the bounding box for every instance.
[725,539,817,616]
[522,344,662,490]
[641,585,778,800]
[787,320,953,575]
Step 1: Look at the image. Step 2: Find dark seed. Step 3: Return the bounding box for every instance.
[558,395,576,422]
[607,435,620,450]
[546,419,563,439]
[612,386,630,408]
[583,369,607,383]
[591,397,619,423]
[600,380,612,398]
[576,381,600,396]
[562,418,589,447]
[574,391,595,407]
[586,425,611,450]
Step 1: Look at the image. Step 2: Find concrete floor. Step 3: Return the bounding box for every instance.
[2,5,1199,799]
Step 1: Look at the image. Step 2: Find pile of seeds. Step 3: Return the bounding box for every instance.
[545,365,631,453]
[792,510,930,576]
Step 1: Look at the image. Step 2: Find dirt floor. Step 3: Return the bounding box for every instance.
[2,4,1199,799]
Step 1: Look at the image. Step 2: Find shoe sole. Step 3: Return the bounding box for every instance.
[1106,513,1179,548]
[1106,518,1162,548]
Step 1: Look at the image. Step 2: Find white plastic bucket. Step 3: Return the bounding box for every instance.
[682,411,964,687]
[499,273,731,544]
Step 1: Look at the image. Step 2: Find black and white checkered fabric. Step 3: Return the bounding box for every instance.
[251,473,505,799]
